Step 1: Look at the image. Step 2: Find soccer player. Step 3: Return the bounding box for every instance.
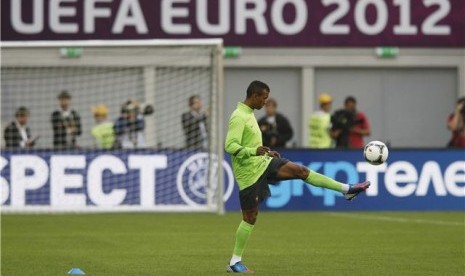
[225,80,370,273]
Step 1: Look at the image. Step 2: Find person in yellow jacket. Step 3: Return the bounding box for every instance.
[308,93,338,148]
[91,104,115,149]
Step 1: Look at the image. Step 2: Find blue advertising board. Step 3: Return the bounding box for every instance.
[226,149,464,211]
[1,149,464,212]
[0,150,235,212]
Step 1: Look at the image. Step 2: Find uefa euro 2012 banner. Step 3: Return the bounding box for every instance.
[0,149,464,212]
[2,0,464,47]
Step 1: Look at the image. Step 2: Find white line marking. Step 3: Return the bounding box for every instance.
[328,212,465,227]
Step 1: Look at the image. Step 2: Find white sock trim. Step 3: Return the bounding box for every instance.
[230,255,242,266]
[341,183,350,193]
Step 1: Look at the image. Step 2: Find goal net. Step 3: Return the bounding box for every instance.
[0,39,227,213]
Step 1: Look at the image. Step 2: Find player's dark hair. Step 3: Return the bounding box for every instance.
[246,80,270,98]
[344,96,357,104]
[188,95,200,107]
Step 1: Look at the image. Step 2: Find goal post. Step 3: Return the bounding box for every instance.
[0,39,226,214]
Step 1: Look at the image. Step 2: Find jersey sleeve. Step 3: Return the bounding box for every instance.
[225,115,256,159]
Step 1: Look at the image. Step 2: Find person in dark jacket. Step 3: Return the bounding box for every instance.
[258,98,293,148]
[182,95,208,150]
[51,91,82,149]
[331,96,370,149]
[4,107,36,149]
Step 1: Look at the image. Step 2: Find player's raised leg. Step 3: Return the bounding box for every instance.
[276,161,370,200]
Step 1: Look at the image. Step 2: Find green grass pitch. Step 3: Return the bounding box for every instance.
[2,212,464,275]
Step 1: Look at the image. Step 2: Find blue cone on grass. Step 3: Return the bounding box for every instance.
[68,268,85,275]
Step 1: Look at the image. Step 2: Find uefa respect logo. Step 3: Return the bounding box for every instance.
[176,153,234,206]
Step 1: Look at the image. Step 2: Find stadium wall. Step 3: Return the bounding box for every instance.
[1,149,463,212]
[223,48,464,148]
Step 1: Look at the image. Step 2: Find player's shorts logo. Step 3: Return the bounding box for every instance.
[176,153,234,206]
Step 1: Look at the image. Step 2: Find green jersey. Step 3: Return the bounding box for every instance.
[225,102,272,190]
[91,122,115,149]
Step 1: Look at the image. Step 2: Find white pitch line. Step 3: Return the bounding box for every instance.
[328,212,465,227]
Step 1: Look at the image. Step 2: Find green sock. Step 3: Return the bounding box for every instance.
[232,220,254,257]
[305,171,349,193]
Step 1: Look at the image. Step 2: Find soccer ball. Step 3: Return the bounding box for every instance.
[363,141,389,165]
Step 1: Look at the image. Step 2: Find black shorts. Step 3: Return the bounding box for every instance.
[239,158,289,210]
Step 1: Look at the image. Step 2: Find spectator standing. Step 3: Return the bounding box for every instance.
[114,100,146,149]
[182,95,208,150]
[51,91,82,149]
[91,104,115,149]
[4,107,36,149]
[332,96,370,149]
[447,97,465,148]
[257,98,293,148]
[308,93,336,148]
